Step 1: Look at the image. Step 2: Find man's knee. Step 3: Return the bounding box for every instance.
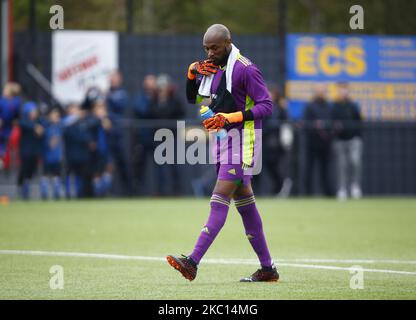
[233,183,253,200]
[213,179,238,198]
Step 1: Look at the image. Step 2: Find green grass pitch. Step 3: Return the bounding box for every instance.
[0,198,415,299]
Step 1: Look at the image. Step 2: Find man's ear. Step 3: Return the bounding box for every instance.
[225,39,232,52]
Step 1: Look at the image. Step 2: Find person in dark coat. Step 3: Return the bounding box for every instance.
[40,108,63,200]
[62,104,94,198]
[302,84,333,196]
[152,74,185,196]
[261,85,292,196]
[331,81,363,200]
[106,71,131,195]
[17,102,45,199]
[132,74,158,195]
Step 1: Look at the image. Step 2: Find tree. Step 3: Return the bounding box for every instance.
[12,0,416,35]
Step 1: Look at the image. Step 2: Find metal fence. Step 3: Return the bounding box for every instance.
[1,119,415,198]
[4,32,415,198]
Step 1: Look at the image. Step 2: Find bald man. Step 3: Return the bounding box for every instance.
[167,24,279,282]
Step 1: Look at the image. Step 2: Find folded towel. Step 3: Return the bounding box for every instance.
[198,43,240,97]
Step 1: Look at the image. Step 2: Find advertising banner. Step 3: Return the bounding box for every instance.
[286,34,416,120]
[52,30,118,104]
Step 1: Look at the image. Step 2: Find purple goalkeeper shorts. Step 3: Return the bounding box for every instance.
[216,163,253,186]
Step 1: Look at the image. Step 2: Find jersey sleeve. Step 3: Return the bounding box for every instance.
[244,64,273,120]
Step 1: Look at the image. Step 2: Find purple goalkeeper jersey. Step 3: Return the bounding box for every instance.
[210,56,272,122]
[204,54,273,169]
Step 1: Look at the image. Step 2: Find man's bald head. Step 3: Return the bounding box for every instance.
[203,24,232,66]
[203,24,231,43]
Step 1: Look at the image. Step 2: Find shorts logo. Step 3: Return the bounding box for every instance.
[247,234,254,240]
[202,226,210,234]
[227,168,236,175]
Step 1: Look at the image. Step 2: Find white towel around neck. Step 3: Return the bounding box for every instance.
[198,43,240,98]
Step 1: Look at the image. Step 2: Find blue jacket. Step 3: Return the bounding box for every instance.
[303,98,333,148]
[62,116,92,164]
[107,87,129,116]
[19,117,45,158]
[43,122,63,164]
[133,92,156,147]
[87,114,110,156]
[0,96,21,138]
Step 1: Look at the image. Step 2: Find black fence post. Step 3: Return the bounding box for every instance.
[277,0,287,97]
[126,0,134,34]
[29,0,39,101]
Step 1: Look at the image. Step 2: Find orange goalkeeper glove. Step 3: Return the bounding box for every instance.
[188,60,219,80]
[202,112,243,130]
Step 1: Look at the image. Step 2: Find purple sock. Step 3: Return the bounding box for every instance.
[190,193,230,264]
[235,195,273,268]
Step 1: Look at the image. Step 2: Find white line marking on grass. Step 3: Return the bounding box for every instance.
[201,257,416,265]
[0,250,165,262]
[274,263,416,276]
[278,258,416,265]
[1,250,416,276]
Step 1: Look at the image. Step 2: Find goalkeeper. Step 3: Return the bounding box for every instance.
[167,24,278,282]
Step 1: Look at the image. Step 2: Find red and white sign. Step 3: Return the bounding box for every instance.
[52,31,118,104]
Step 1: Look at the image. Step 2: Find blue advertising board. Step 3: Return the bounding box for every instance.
[286,34,416,120]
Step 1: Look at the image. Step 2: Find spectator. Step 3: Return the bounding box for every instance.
[105,71,131,195]
[134,74,157,119]
[17,102,45,199]
[91,99,113,197]
[261,85,293,196]
[153,74,185,196]
[302,83,333,197]
[107,70,129,116]
[81,87,103,112]
[332,81,363,200]
[62,104,93,198]
[152,74,185,119]
[0,82,22,171]
[40,108,63,200]
[132,74,158,195]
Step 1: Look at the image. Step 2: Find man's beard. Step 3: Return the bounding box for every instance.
[217,47,231,66]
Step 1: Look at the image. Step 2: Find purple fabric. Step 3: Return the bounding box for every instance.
[235,195,273,268]
[210,58,273,122]
[216,163,252,186]
[207,55,272,168]
[190,193,230,264]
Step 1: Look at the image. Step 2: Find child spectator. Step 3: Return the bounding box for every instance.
[40,108,63,200]
[91,100,113,197]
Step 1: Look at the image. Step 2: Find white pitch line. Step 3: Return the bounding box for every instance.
[275,263,416,276]
[198,257,416,265]
[278,258,416,265]
[0,250,165,262]
[1,250,416,276]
